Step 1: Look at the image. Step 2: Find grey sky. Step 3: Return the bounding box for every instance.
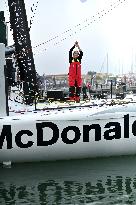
[1,0,136,75]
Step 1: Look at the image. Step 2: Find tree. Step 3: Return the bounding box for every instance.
[87,71,96,76]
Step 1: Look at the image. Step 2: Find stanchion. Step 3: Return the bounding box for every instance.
[0,43,8,116]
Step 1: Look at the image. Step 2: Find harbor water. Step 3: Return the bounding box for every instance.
[1,155,136,204]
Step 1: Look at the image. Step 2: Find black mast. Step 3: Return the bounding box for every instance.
[8,0,37,104]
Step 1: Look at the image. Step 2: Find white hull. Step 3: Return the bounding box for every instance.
[1,103,136,163]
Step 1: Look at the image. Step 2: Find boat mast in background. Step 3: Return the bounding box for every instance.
[106,53,109,79]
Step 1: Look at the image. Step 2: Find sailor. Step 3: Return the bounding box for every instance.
[68,41,83,102]
[82,83,88,100]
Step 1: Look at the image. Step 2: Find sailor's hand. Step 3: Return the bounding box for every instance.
[75,41,78,46]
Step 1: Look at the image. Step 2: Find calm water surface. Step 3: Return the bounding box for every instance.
[1,156,136,204]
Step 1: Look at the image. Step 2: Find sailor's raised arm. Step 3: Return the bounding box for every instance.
[76,42,83,58]
[69,44,75,63]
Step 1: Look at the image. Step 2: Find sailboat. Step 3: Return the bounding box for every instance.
[1,43,136,163]
[1,0,135,164]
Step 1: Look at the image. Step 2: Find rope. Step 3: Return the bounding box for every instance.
[34,0,127,53]
[3,0,128,58]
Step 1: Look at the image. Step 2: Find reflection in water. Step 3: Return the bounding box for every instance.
[1,156,136,204]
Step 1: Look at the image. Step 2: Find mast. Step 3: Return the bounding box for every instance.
[106,53,109,79]
[122,63,123,76]
[8,0,37,104]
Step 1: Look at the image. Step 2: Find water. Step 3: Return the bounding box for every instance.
[1,156,136,204]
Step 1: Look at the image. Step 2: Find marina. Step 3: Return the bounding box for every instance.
[1,0,136,204]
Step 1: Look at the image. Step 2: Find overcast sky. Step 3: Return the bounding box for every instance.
[1,0,136,75]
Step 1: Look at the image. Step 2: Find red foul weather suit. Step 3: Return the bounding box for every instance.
[69,45,83,101]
